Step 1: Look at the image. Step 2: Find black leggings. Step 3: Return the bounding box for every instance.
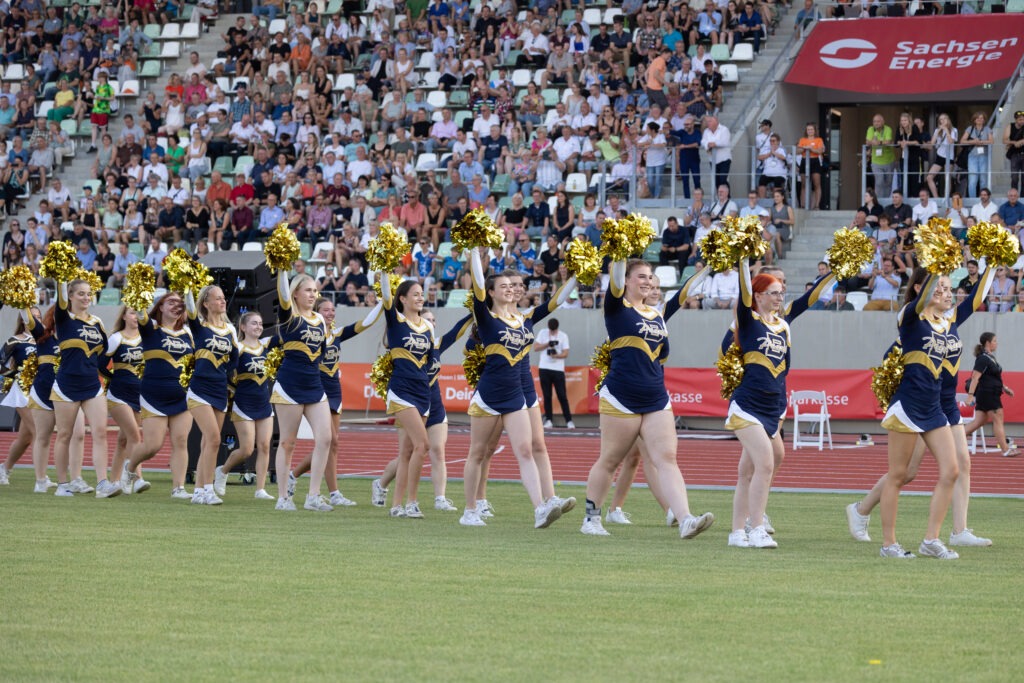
[539,368,572,423]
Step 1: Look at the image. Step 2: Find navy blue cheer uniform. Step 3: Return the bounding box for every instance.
[428,314,473,427]
[51,282,107,403]
[1,333,36,408]
[320,304,382,414]
[137,309,194,418]
[185,291,239,413]
[271,271,328,405]
[232,338,275,422]
[106,331,143,412]
[381,273,434,417]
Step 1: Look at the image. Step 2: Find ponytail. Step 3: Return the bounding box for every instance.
[975,331,995,357]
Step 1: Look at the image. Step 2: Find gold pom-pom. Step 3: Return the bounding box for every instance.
[720,215,768,262]
[590,339,611,393]
[564,238,601,286]
[369,352,393,399]
[264,347,284,380]
[366,222,411,273]
[162,248,213,296]
[0,265,38,308]
[968,221,1020,268]
[264,222,301,274]
[598,215,655,261]
[2,377,11,394]
[463,293,474,311]
[915,218,963,275]
[826,227,875,282]
[39,241,80,282]
[52,355,61,374]
[698,229,733,274]
[73,268,104,296]
[620,212,656,253]
[372,275,402,300]
[178,354,195,389]
[122,263,156,311]
[462,345,486,388]
[715,342,745,401]
[450,208,504,250]
[134,360,145,379]
[17,353,39,394]
[871,345,905,410]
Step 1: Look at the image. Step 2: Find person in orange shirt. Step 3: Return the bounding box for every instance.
[646,46,670,110]
[290,34,313,75]
[796,122,826,210]
[205,170,232,210]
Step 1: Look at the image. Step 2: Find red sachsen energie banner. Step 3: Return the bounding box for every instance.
[785,15,1024,94]
[337,364,1024,422]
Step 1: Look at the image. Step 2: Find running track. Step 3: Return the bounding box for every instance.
[4,424,1023,496]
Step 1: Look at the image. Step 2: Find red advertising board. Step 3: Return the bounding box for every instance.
[785,15,1024,94]
[338,364,1024,422]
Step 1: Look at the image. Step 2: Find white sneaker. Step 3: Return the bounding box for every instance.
[46,478,57,489]
[275,497,297,511]
[846,503,871,542]
[213,466,228,497]
[171,487,193,500]
[69,477,94,494]
[728,530,750,547]
[666,509,678,527]
[191,489,208,505]
[880,543,915,559]
[329,490,357,507]
[918,539,959,560]
[543,419,553,429]
[476,499,495,518]
[680,512,715,540]
[434,496,458,511]
[304,494,333,512]
[580,517,611,536]
[389,505,407,518]
[566,420,576,430]
[95,480,122,499]
[605,507,632,525]
[748,525,778,548]
[0,463,8,485]
[204,489,223,505]
[54,483,74,497]
[534,498,562,529]
[460,509,486,526]
[557,496,576,513]
[287,471,297,498]
[371,478,388,507]
[254,488,275,500]
[949,529,992,547]
[119,463,137,496]
[404,501,425,518]
[33,479,49,494]
[133,479,151,494]
[762,513,775,535]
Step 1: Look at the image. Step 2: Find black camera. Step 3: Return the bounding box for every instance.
[546,339,558,356]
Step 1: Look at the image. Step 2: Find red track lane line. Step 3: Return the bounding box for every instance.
[2,427,1021,495]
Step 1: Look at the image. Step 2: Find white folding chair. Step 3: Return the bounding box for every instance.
[791,390,833,451]
[957,393,990,454]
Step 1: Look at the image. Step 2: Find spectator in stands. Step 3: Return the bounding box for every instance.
[341,258,369,295]
[862,256,901,311]
[971,187,999,223]
[692,2,723,46]
[27,138,54,191]
[638,122,668,199]
[958,260,981,292]
[883,189,913,229]
[705,266,739,310]
[736,2,764,53]
[1000,188,1024,229]
[795,0,821,34]
[1003,110,1024,191]
[517,21,550,69]
[866,113,895,199]
[925,113,958,199]
[758,133,788,197]
[660,216,690,268]
[911,189,938,225]
[825,285,855,311]
[701,114,732,190]
[988,266,1016,313]
[960,111,993,199]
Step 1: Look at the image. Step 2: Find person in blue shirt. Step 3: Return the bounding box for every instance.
[999,187,1024,228]
[525,189,551,239]
[412,237,436,284]
[75,239,97,272]
[510,234,536,274]
[736,2,764,53]
[257,194,286,236]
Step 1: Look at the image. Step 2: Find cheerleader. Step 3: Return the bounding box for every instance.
[23,308,84,493]
[215,312,275,500]
[184,286,238,506]
[722,265,833,537]
[460,248,566,528]
[45,277,115,497]
[285,297,382,507]
[372,310,473,511]
[848,267,996,549]
[119,292,196,499]
[580,258,714,538]
[106,306,149,494]
[0,307,41,486]
[878,268,959,559]
[964,332,1017,457]
[470,270,579,521]
[270,270,334,512]
[379,273,436,518]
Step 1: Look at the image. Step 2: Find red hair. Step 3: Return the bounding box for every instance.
[751,273,779,295]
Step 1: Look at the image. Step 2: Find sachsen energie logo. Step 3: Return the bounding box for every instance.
[819,38,877,69]
[820,37,1019,71]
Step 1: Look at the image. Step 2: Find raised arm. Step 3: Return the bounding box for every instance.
[530,275,577,324]
[957,258,996,321]
[334,301,384,342]
[184,288,199,321]
[608,258,626,298]
[664,266,712,322]
[784,273,835,323]
[276,269,291,324]
[470,246,487,301]
[438,314,473,354]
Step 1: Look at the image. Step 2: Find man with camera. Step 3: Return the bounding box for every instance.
[534,318,575,430]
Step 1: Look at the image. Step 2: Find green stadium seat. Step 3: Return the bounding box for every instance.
[643,240,661,263]
[681,266,696,281]
[541,88,560,107]
[98,289,121,306]
[448,90,468,107]
[709,44,731,63]
[140,61,162,80]
[437,242,454,259]
[445,289,470,307]
[129,243,145,259]
[490,174,510,194]
[213,156,234,176]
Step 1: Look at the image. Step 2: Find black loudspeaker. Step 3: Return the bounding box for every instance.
[185,416,280,483]
[200,251,275,298]
[232,290,279,326]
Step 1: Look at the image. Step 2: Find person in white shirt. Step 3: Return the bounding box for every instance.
[704,267,739,309]
[320,151,346,182]
[472,103,500,142]
[552,128,581,173]
[533,318,574,429]
[638,122,668,199]
[970,187,999,223]
[707,183,738,220]
[701,114,732,189]
[911,188,939,225]
[517,21,550,69]
[141,154,169,187]
[586,85,609,116]
[543,103,572,134]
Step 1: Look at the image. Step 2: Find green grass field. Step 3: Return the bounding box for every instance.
[2,475,1021,682]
